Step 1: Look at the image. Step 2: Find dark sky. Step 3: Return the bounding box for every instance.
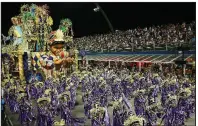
[1,2,196,38]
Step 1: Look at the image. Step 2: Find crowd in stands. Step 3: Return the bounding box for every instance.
[72,21,195,52]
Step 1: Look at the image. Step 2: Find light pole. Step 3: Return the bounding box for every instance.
[93,3,114,33]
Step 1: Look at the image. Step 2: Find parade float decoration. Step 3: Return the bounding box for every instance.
[2,4,78,82]
[59,18,73,42]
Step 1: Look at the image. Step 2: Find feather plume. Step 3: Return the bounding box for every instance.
[54,29,64,41]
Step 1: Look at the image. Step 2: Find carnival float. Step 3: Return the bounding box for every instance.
[1,4,84,126]
[2,4,78,82]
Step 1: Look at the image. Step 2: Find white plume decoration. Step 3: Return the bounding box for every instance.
[55,29,64,41]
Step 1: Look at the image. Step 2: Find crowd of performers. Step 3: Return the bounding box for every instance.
[2,64,195,126]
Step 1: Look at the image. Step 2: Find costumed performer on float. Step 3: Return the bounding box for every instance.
[32,29,74,79]
[47,29,74,77]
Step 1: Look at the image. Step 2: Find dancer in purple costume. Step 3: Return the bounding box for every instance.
[98,82,109,107]
[182,81,191,88]
[9,91,19,113]
[29,84,38,99]
[168,80,179,94]
[4,81,12,103]
[60,101,85,126]
[161,81,169,107]
[152,75,160,85]
[160,95,178,126]
[132,79,139,92]
[147,85,159,105]
[44,78,51,88]
[25,84,31,100]
[92,85,100,98]
[173,107,186,125]
[145,103,159,126]
[50,90,59,116]
[139,77,147,89]
[66,82,77,109]
[37,106,53,126]
[83,92,92,118]
[57,76,66,94]
[37,98,54,126]
[71,80,78,108]
[161,106,177,126]
[58,92,85,126]
[111,79,122,97]
[121,77,131,98]
[18,95,35,126]
[111,97,125,126]
[189,86,195,114]
[35,82,44,99]
[126,81,134,99]
[134,90,146,116]
[177,88,192,119]
[100,95,108,107]
[90,103,110,126]
[81,78,86,92]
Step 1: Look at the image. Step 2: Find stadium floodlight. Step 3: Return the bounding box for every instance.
[93,7,100,12]
[93,3,114,32]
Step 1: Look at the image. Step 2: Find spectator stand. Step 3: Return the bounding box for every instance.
[74,21,195,53]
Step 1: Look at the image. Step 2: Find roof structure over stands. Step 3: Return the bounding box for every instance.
[81,54,195,64]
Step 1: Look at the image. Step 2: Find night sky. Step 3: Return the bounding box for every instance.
[1,2,196,38]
